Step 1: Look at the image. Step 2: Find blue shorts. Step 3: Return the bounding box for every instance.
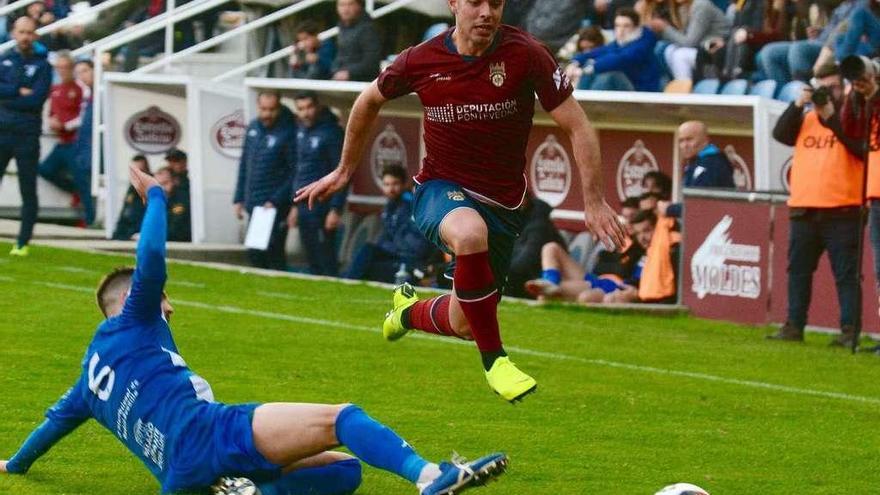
[412,179,525,290]
[584,274,625,294]
[163,403,282,493]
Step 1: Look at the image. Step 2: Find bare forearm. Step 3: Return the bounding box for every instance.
[338,85,385,177]
[569,122,604,205]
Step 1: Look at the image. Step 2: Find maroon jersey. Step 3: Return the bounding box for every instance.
[49,80,85,144]
[377,25,573,209]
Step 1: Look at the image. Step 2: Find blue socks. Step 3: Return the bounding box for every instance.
[257,458,362,495]
[334,405,428,484]
[542,268,561,285]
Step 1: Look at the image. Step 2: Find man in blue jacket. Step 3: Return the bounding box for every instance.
[0,16,51,257]
[662,120,736,218]
[234,91,297,271]
[567,8,660,92]
[345,164,435,283]
[287,91,346,276]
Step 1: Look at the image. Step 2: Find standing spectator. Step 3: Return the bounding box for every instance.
[288,91,345,276]
[331,0,381,82]
[234,91,297,271]
[113,155,151,240]
[721,0,789,80]
[647,0,730,81]
[289,20,336,80]
[345,165,435,283]
[505,195,567,299]
[662,121,735,218]
[72,58,95,227]
[836,0,880,61]
[165,148,189,194]
[38,52,87,225]
[0,17,51,257]
[757,0,862,87]
[568,7,660,92]
[768,65,863,345]
[239,0,298,77]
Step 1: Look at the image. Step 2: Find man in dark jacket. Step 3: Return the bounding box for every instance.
[0,17,51,257]
[505,196,566,298]
[233,91,297,270]
[663,120,736,218]
[568,8,660,92]
[288,91,345,276]
[113,155,151,240]
[331,0,382,82]
[345,164,435,283]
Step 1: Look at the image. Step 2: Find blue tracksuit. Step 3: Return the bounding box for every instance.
[0,47,51,247]
[293,107,346,276]
[234,106,297,270]
[667,143,736,217]
[4,186,361,494]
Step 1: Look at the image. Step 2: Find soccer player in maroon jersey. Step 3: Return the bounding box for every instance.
[296,0,627,403]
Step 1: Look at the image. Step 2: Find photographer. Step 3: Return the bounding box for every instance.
[841,55,880,336]
[769,64,864,345]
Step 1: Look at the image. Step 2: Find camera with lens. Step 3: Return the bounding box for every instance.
[809,80,831,106]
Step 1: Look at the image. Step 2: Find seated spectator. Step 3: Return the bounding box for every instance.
[112,155,152,240]
[513,0,588,53]
[639,191,662,212]
[344,165,435,283]
[631,209,680,303]
[835,0,880,62]
[641,170,672,199]
[505,195,567,298]
[647,0,730,81]
[757,0,860,87]
[331,0,381,82]
[663,120,735,217]
[38,52,88,226]
[289,20,336,80]
[578,26,607,52]
[720,0,789,80]
[568,8,660,92]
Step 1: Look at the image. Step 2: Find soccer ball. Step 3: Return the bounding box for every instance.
[654,483,710,495]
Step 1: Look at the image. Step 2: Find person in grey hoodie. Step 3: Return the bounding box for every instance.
[647,0,731,81]
[331,0,382,82]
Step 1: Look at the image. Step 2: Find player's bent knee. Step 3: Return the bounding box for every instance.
[334,457,363,495]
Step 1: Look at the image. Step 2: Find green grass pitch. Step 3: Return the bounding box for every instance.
[1,241,879,494]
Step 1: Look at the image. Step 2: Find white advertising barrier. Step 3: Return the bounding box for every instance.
[103,74,191,240]
[192,85,246,243]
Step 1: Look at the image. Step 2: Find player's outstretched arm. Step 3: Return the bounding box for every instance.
[549,96,627,251]
[294,81,388,209]
[122,165,168,320]
[2,380,91,475]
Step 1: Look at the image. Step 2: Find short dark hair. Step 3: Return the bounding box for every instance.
[165,148,187,163]
[381,164,407,182]
[74,59,94,69]
[294,90,319,105]
[642,171,672,199]
[632,209,658,227]
[615,7,640,27]
[621,196,641,209]
[577,26,605,48]
[257,90,281,103]
[639,191,662,202]
[295,19,322,36]
[96,267,134,317]
[132,154,148,164]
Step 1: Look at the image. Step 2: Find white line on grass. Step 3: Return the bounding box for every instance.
[23,277,880,406]
[0,274,13,282]
[56,266,101,275]
[168,280,206,289]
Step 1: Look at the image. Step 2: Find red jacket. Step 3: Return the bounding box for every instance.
[49,80,85,144]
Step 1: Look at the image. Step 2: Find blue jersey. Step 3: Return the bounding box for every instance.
[15,186,218,492]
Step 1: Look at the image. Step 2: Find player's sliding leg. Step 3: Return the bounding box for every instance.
[251,403,508,494]
[257,452,362,495]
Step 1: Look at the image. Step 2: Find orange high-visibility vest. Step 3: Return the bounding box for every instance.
[788,111,864,207]
[638,217,681,302]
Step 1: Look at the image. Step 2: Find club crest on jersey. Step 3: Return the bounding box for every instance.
[489,62,506,87]
[447,190,466,201]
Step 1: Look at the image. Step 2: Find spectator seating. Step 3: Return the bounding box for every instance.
[720,79,749,96]
[749,79,777,99]
[777,81,808,103]
[422,23,449,42]
[692,79,720,95]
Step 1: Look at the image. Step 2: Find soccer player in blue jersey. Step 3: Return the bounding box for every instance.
[0,165,508,495]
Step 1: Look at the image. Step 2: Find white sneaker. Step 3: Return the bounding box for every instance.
[211,477,260,495]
